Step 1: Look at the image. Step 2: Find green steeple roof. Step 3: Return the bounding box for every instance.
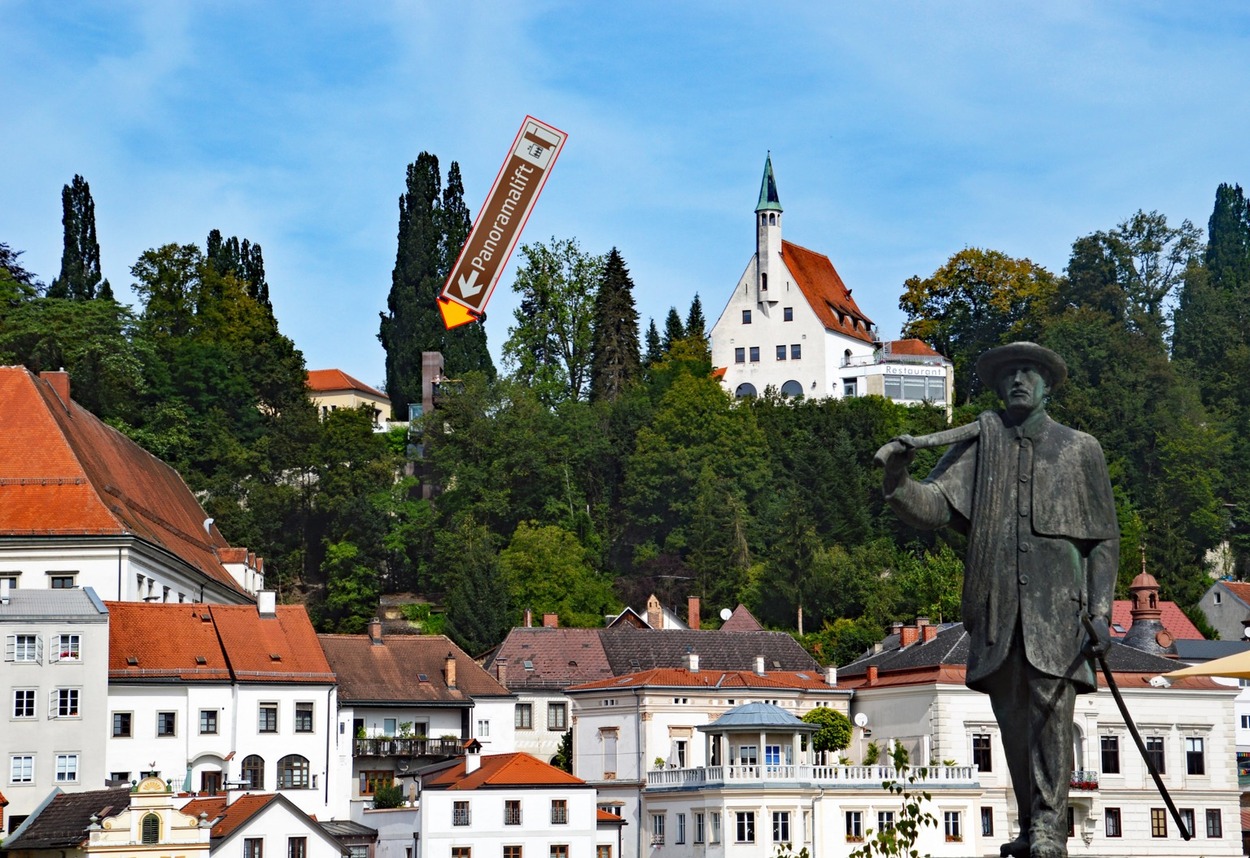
[755,153,782,213]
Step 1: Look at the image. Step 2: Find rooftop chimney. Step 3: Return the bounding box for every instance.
[688,596,701,631]
[824,665,837,686]
[542,613,559,629]
[866,665,878,686]
[368,617,383,645]
[464,740,480,774]
[495,658,508,685]
[922,624,938,643]
[445,652,457,688]
[900,625,919,647]
[754,655,765,675]
[524,608,533,628]
[40,370,70,407]
[646,594,662,629]
[688,651,700,672]
[257,591,276,618]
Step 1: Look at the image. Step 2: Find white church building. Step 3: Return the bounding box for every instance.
[709,156,953,405]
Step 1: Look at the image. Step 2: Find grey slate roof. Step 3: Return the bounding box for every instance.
[319,820,378,839]
[1174,639,1250,662]
[0,587,107,621]
[2,786,131,850]
[701,701,816,731]
[839,622,1196,677]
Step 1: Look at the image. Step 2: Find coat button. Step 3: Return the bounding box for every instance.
[1019,575,1029,585]
[1020,474,1030,482]
[1019,542,1031,552]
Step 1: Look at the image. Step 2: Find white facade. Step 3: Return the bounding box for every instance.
[1,588,110,824]
[0,539,257,605]
[568,671,850,858]
[205,795,348,858]
[849,675,1242,856]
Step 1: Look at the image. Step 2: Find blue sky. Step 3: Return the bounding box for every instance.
[3,2,1249,390]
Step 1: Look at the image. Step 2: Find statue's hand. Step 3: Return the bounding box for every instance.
[1084,615,1111,658]
[874,436,918,481]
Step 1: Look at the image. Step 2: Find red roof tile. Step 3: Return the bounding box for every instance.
[487,628,613,689]
[0,367,252,596]
[1220,581,1250,607]
[719,604,764,632]
[781,241,875,344]
[568,667,839,693]
[307,369,387,400]
[183,794,277,840]
[318,633,507,703]
[108,602,334,683]
[1111,600,1205,640]
[422,753,587,790]
[597,809,626,825]
[884,339,943,358]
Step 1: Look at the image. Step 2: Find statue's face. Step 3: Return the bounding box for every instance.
[996,362,1047,418]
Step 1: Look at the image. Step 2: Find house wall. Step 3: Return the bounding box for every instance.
[419,784,600,858]
[509,689,570,764]
[217,800,345,858]
[1198,584,1249,643]
[1,602,110,822]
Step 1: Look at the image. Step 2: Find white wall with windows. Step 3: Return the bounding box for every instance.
[1,587,109,827]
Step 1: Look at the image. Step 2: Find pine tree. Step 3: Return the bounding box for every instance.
[643,319,662,366]
[589,248,641,402]
[661,307,685,352]
[685,293,707,340]
[379,154,493,420]
[49,175,110,300]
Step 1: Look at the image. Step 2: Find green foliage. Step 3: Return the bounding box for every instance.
[398,602,447,635]
[321,540,380,634]
[500,521,617,627]
[380,153,493,421]
[443,516,511,654]
[589,247,642,402]
[553,729,573,773]
[849,746,937,858]
[863,741,881,765]
[49,175,110,301]
[800,707,852,756]
[371,782,406,809]
[503,237,605,405]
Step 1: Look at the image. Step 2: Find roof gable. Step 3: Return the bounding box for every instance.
[487,627,612,688]
[781,241,875,344]
[0,367,251,596]
[307,369,388,400]
[3,786,132,850]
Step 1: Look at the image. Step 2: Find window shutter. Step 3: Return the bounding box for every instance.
[49,689,59,718]
[35,634,43,664]
[4,635,13,662]
[50,635,62,663]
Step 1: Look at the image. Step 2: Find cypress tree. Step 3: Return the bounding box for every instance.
[589,248,641,402]
[49,175,110,300]
[379,154,493,420]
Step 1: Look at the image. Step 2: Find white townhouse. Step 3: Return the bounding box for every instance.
[1,587,110,828]
[105,597,341,819]
[641,702,981,858]
[182,792,349,858]
[416,749,623,858]
[566,658,850,858]
[840,618,1242,857]
[0,366,263,604]
[318,621,514,821]
[709,158,952,404]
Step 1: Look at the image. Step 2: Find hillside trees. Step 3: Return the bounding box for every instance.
[49,175,111,300]
[589,248,642,402]
[380,153,493,420]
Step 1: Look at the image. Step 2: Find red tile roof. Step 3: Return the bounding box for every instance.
[486,628,613,688]
[719,604,764,632]
[1111,600,1205,640]
[781,241,875,344]
[422,753,588,790]
[182,794,277,840]
[884,339,943,358]
[318,633,508,703]
[108,602,335,683]
[0,367,252,596]
[597,809,626,825]
[568,667,840,693]
[1219,581,1250,607]
[307,369,387,400]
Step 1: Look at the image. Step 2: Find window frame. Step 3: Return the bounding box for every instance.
[515,703,533,730]
[776,344,787,361]
[288,837,307,858]
[13,688,35,719]
[452,800,471,827]
[790,343,801,360]
[1150,808,1167,837]
[547,702,567,731]
[112,711,132,737]
[259,702,278,734]
[157,711,176,737]
[54,687,80,718]
[295,702,314,733]
[1206,808,1223,838]
[1104,807,1122,838]
[845,810,863,843]
[359,770,392,796]
[972,733,992,772]
[693,811,705,844]
[772,810,790,845]
[10,754,34,784]
[1100,735,1120,774]
[52,633,81,662]
[55,753,79,783]
[551,799,568,825]
[504,799,522,826]
[749,346,760,363]
[651,813,665,845]
[200,709,219,735]
[783,307,793,322]
[943,811,963,842]
[676,812,686,845]
[244,838,264,858]
[735,811,755,843]
[277,754,310,790]
[242,755,265,790]
[1145,735,1165,773]
[1185,737,1205,775]
[7,633,42,663]
[734,347,745,364]
[742,310,752,325]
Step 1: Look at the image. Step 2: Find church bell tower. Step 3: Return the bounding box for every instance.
[755,154,783,305]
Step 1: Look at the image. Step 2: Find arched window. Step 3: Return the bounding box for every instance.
[241,754,264,790]
[278,754,310,789]
[734,383,757,398]
[141,813,160,844]
[769,213,776,225]
[780,380,804,398]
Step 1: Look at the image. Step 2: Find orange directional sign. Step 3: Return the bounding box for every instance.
[439,116,568,329]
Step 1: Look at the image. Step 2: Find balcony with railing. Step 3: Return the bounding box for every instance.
[1070,770,1099,791]
[646,763,978,790]
[353,737,464,759]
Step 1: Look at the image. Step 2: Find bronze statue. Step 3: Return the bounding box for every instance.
[876,342,1118,858]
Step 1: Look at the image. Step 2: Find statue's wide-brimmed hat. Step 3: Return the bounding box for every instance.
[976,342,1068,390]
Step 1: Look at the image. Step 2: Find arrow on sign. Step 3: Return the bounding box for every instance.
[438,116,568,329]
[458,270,483,298]
[438,297,480,330]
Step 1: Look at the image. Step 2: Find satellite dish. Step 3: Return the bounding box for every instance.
[854,713,869,728]
[1242,625,1250,640]
[719,608,732,621]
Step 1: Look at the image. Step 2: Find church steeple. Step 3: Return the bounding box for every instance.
[755,153,782,304]
[756,153,783,213]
